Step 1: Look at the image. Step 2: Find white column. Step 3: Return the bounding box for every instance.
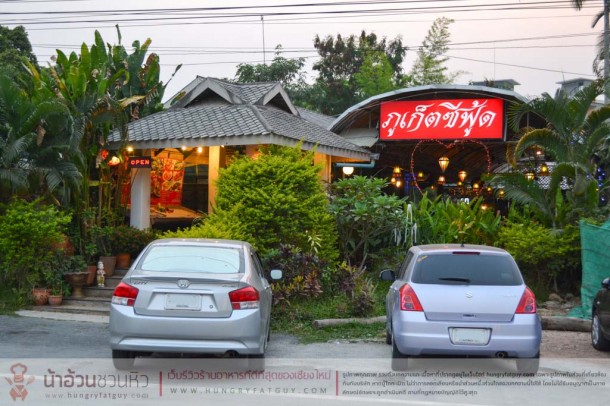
[130,167,151,230]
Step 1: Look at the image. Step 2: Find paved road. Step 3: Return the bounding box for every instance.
[1,315,609,406]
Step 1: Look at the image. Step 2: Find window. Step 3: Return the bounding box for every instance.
[411,253,522,286]
[141,245,243,274]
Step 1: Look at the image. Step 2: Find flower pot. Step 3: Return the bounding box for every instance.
[116,252,131,269]
[48,295,63,306]
[99,256,116,277]
[86,265,97,286]
[64,272,89,298]
[32,288,50,306]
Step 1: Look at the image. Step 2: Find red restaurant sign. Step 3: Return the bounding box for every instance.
[380,99,504,140]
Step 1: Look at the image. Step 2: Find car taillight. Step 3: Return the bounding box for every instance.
[515,287,537,314]
[229,286,260,310]
[399,284,424,311]
[112,282,139,307]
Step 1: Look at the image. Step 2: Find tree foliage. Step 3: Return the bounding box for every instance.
[328,176,410,270]
[0,25,38,80]
[407,17,462,86]
[310,30,407,115]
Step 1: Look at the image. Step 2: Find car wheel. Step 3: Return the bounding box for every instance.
[516,352,539,375]
[391,333,408,371]
[112,350,135,370]
[248,354,265,372]
[592,313,610,351]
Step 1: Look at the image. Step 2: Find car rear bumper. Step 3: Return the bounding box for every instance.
[392,312,541,358]
[109,304,266,355]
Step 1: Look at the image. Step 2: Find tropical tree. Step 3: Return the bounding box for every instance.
[491,80,610,227]
[43,26,178,220]
[0,68,80,204]
[407,17,462,86]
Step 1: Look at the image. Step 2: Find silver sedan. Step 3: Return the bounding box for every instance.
[381,244,541,373]
[109,238,281,370]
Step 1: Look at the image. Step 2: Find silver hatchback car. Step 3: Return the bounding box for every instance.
[381,244,541,373]
[109,238,281,370]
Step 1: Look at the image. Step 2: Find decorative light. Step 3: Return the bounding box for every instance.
[197,146,203,154]
[126,145,134,153]
[486,186,493,194]
[481,204,489,210]
[539,163,549,176]
[535,148,543,156]
[525,171,535,181]
[392,166,402,187]
[437,175,446,185]
[438,156,450,172]
[417,171,425,180]
[342,166,355,176]
[457,181,463,186]
[458,170,467,182]
[497,188,505,198]
[181,145,187,151]
[472,182,480,191]
[108,155,121,166]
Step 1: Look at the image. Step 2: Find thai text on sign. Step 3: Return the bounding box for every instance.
[380,99,504,140]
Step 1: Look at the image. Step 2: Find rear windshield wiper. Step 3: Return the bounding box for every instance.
[438,277,471,283]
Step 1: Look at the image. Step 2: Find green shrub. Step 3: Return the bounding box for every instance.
[0,199,71,290]
[212,144,339,261]
[495,219,581,295]
[412,194,501,245]
[329,176,411,270]
[163,203,252,243]
[263,244,327,307]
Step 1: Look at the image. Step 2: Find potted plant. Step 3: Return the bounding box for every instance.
[111,225,136,269]
[93,226,116,277]
[61,255,88,298]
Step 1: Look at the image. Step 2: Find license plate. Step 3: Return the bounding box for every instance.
[165,294,202,310]
[449,328,491,345]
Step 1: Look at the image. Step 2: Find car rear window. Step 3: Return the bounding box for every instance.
[411,253,522,286]
[140,246,243,273]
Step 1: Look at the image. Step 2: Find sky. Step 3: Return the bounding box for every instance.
[1,0,605,103]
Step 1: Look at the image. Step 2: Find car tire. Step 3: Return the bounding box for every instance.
[516,352,539,375]
[112,350,135,370]
[592,312,610,351]
[248,354,265,372]
[391,333,409,371]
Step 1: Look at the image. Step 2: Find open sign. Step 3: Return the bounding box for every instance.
[129,157,152,168]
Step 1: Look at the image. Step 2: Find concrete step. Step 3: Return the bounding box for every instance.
[31,303,109,316]
[63,296,110,307]
[83,286,115,298]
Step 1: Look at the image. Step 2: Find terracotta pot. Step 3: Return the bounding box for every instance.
[86,265,97,286]
[99,256,116,277]
[48,295,63,306]
[32,288,50,306]
[116,252,131,269]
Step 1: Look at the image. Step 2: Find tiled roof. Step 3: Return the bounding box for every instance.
[295,107,336,129]
[109,101,370,159]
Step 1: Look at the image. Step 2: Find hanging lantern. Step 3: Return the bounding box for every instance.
[437,175,446,185]
[472,182,480,191]
[539,163,549,176]
[438,156,450,172]
[458,170,467,182]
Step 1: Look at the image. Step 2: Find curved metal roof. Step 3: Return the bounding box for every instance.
[329,84,530,134]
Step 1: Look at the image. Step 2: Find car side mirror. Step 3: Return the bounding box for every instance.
[270,269,283,280]
[379,269,396,282]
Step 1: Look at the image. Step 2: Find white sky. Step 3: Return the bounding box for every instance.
[1,0,605,103]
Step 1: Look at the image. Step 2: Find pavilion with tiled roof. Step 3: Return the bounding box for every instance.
[108,77,370,229]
